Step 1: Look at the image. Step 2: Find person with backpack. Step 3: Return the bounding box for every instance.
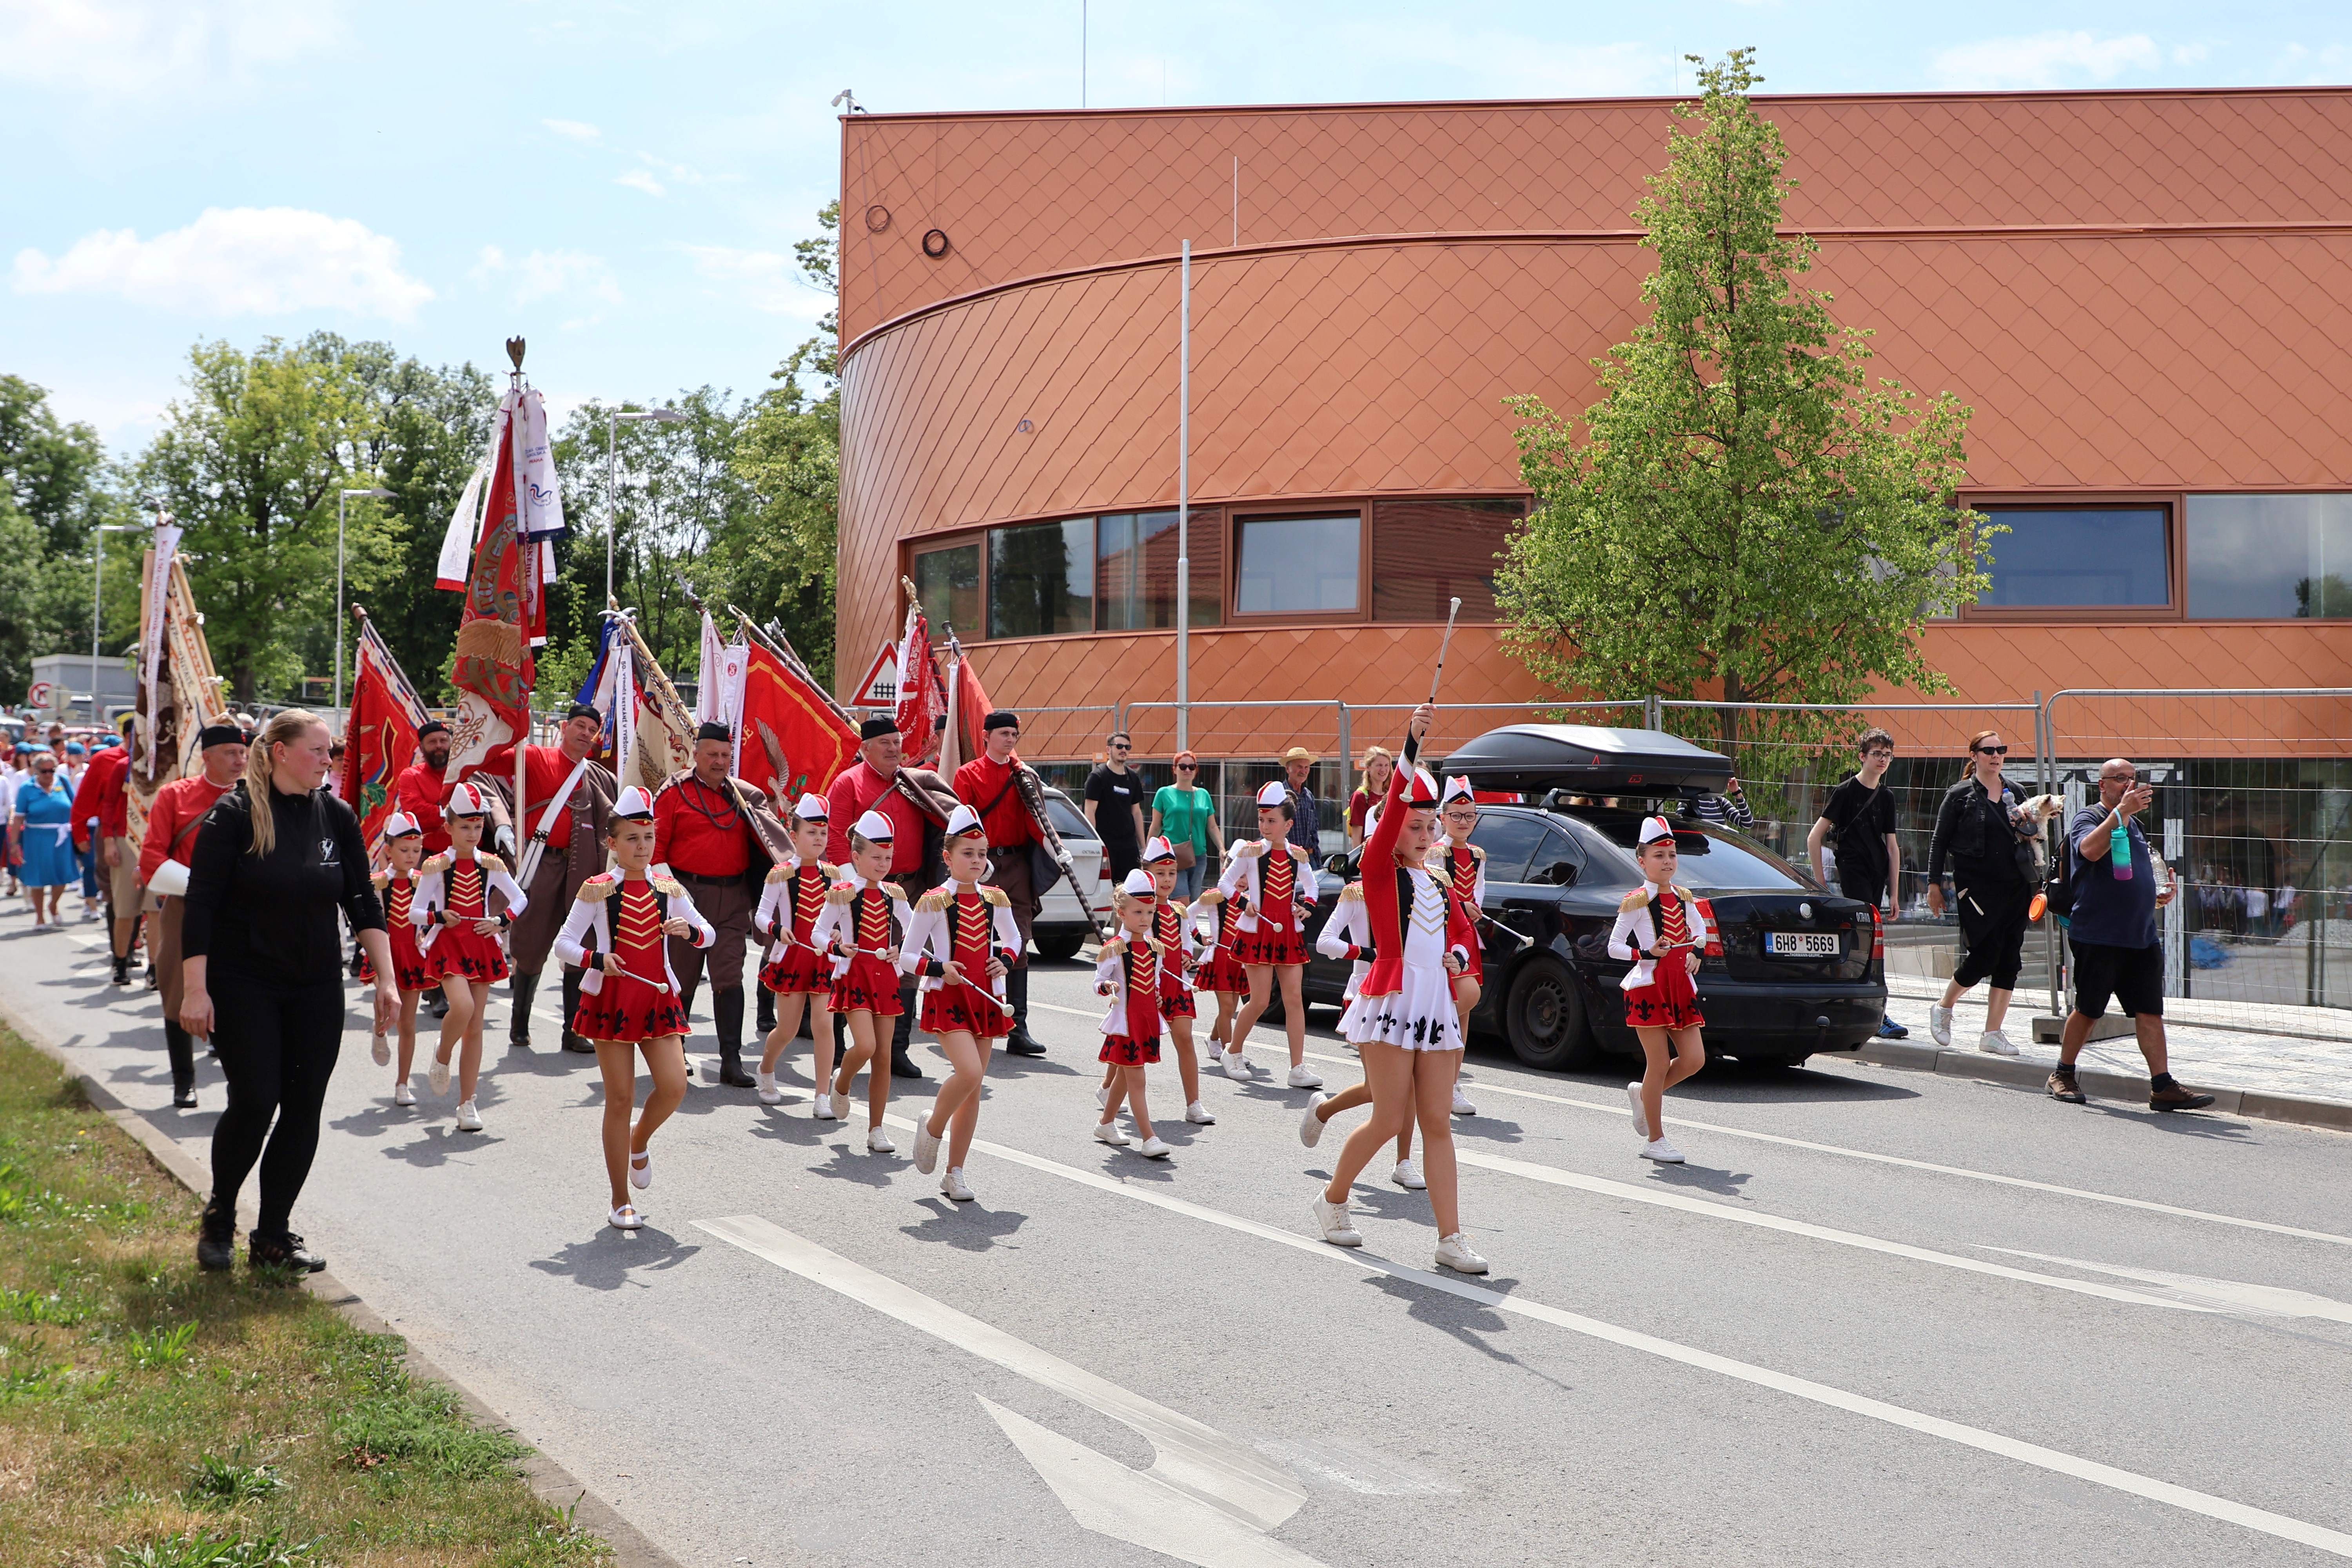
[1808,728,1907,1040]
[1924,730,2039,1056]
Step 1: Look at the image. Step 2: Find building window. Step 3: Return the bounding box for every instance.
[1976,506,2171,608]
[989,518,1093,638]
[1234,513,1359,616]
[2186,494,2352,618]
[912,541,982,640]
[1097,509,1222,631]
[1369,498,1521,621]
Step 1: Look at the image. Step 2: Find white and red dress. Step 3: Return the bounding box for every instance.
[413,851,527,984]
[365,869,432,993]
[754,853,835,996]
[1339,755,1477,1051]
[1607,884,1711,1032]
[1096,935,1165,1065]
[901,882,1021,1038]
[554,871,716,1043]
[1314,881,1373,1007]
[1435,840,1487,984]
[1218,837,1317,967]
[1189,891,1248,995]
[810,874,907,1016]
[1151,896,1198,1019]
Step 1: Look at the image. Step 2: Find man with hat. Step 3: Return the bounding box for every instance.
[825,715,937,1079]
[71,711,142,985]
[138,722,248,1107]
[953,710,1049,1056]
[1281,746,1322,859]
[464,702,617,1056]
[652,720,775,1087]
[394,720,456,856]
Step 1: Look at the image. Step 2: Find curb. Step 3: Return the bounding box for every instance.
[0,1000,682,1568]
[1843,1039,2352,1132]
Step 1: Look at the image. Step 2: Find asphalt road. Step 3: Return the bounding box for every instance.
[8,915,2352,1568]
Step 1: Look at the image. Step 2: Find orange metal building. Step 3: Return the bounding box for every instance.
[834,87,2352,767]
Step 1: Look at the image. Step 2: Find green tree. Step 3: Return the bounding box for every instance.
[0,376,134,705]
[1497,50,1992,754]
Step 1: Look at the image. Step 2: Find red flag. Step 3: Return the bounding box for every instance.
[737,641,859,807]
[341,618,429,848]
[443,403,534,776]
[894,599,945,770]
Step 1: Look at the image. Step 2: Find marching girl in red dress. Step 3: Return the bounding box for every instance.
[412,782,526,1134]
[1432,777,1487,1119]
[1218,781,1323,1089]
[809,809,909,1153]
[752,793,837,1109]
[1302,873,1423,1187]
[1606,815,1713,1166]
[364,812,433,1107]
[1187,885,1248,1071]
[1096,836,1217,1129]
[1093,869,1172,1160]
[553,786,716,1230]
[899,804,1022,1201]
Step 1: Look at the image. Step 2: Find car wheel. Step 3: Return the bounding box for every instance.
[1029,930,1086,964]
[1504,956,1603,1071]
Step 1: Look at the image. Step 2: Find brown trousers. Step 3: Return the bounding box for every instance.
[156,897,188,1020]
[668,873,755,1006]
[509,847,584,976]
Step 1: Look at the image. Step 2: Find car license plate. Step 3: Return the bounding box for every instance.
[1766,931,1839,958]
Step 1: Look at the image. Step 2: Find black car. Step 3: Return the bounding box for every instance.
[1295,725,1887,1071]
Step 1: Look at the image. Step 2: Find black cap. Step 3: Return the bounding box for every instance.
[417,719,449,739]
[695,720,733,744]
[564,702,601,725]
[859,716,900,741]
[982,709,1019,733]
[196,724,245,751]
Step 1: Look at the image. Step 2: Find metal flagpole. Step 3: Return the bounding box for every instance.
[1177,239,1190,755]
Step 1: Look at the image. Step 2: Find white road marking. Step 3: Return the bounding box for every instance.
[1981,1247,2352,1325]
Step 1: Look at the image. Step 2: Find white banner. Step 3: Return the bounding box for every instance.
[142,519,181,755]
[517,388,564,540]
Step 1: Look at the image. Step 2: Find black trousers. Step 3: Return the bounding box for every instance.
[1953,877,2033,991]
[209,975,345,1239]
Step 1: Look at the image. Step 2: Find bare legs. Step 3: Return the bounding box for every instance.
[595,1036,686,1210]
[1321,1043,1464,1236]
[759,991,830,1087]
[1635,1025,1707,1138]
[1100,1063,1157,1143]
[394,991,420,1084]
[926,1030,995,1168]
[1232,964,1306,1068]
[833,1009,889,1129]
[435,976,493,1099]
[1169,1011,1202,1107]
[1312,1078,1414,1162]
[1937,980,2014,1034]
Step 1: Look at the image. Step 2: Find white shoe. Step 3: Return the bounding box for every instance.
[1626,1082,1650,1141]
[1641,1138,1686,1164]
[1096,1082,1110,1108]
[913,1122,941,1174]
[830,1091,853,1120]
[1392,1158,1425,1191]
[1977,1029,2019,1057]
[1309,1195,1362,1247]
[813,1092,839,1121]
[1221,1049,1251,1080]
[1450,1087,1476,1117]
[608,1204,644,1231]
[1928,1004,1953,1047]
[428,1055,452,1096]
[1184,1101,1216,1125]
[1298,1093,1328,1149]
[940,1167,974,1202]
[866,1126,896,1155]
[1435,1232,1488,1275]
[455,1099,483,1133]
[757,1070,783,1105]
[1137,1136,1171,1160]
[1287,1064,1323,1090]
[392,1081,416,1107]
[1093,1121,1130,1149]
[370,1031,390,1067]
[629,1150,651,1190]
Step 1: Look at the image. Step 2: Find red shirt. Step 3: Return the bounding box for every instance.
[952,753,1038,848]
[71,744,131,846]
[824,760,926,875]
[472,742,590,851]
[394,760,450,853]
[140,774,235,887]
[655,775,752,877]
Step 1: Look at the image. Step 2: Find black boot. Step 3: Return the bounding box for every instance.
[248,1230,327,1275]
[889,981,924,1078]
[508,969,539,1049]
[163,1022,197,1108]
[196,1198,235,1272]
[559,966,594,1053]
[715,987,755,1087]
[1003,964,1045,1056]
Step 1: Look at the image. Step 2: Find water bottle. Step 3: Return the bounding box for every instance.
[2110,818,2132,880]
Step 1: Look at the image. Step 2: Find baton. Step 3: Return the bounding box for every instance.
[1426,596,1463,707]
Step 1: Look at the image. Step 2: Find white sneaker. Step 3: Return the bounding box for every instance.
[1298,1093,1329,1149]
[1093,1121,1130,1149]
[1286,1064,1323,1090]
[1392,1158,1425,1191]
[829,1091,852,1120]
[913,1122,941,1174]
[1450,1087,1476,1117]
[1221,1049,1251,1080]
[1626,1082,1650,1141]
[1435,1232,1489,1275]
[1184,1101,1216,1125]
[756,1070,783,1105]
[392,1081,416,1107]
[629,1150,651,1190]
[866,1126,896,1155]
[1095,1082,1110,1108]
[812,1093,839,1121]
[940,1167,974,1202]
[1310,1195,1362,1247]
[428,1055,452,1096]
[455,1099,483,1133]
[370,1031,390,1067]
[1641,1138,1686,1164]
[1928,1004,1953,1047]
[1978,1029,2019,1057]
[1137,1136,1171,1160]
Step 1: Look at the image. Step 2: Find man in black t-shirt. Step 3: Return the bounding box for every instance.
[1808,728,1906,1038]
[1083,732,1147,881]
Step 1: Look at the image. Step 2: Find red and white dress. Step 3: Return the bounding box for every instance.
[1151,896,1198,1019]
[1095,935,1165,1065]
[754,853,835,996]
[1607,883,1711,1032]
[901,882,1021,1038]
[413,851,527,984]
[1435,840,1487,984]
[1339,753,1477,1051]
[1218,838,1317,966]
[1314,882,1373,1005]
[810,874,907,1016]
[365,870,432,993]
[1189,892,1248,995]
[554,872,716,1043]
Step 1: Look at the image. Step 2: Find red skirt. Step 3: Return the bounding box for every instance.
[829,952,904,1016]
[1158,976,1196,1019]
[425,923,509,984]
[1191,948,1249,994]
[759,943,831,996]
[359,926,434,993]
[573,970,690,1044]
[1231,922,1307,967]
[918,980,1012,1038]
[1624,960,1703,1032]
[1099,1031,1161,1066]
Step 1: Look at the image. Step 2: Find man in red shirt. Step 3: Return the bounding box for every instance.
[653,722,775,1087]
[139,723,247,1107]
[393,720,454,855]
[953,710,1048,1056]
[71,713,140,984]
[463,702,616,1055]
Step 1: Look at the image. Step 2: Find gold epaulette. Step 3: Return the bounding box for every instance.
[1673,884,1695,903]
[1101,934,1129,959]
[579,874,619,902]
[1619,886,1653,913]
[1194,888,1223,906]
[423,853,452,875]
[1339,883,1364,902]
[370,870,390,890]
[826,883,856,906]
[651,875,684,898]
[1231,840,1264,860]
[1470,844,1486,862]
[766,863,789,884]
[917,889,950,913]
[884,881,909,901]
[980,885,1009,906]
[479,852,507,874]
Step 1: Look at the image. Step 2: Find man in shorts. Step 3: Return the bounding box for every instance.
[2050,758,2213,1111]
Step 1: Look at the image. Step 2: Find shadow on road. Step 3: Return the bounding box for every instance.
[900,1197,1027,1251]
[530,1226,701,1290]
[1644,1163,1755,1199]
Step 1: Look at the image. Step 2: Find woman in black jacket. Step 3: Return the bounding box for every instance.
[1923,729,2039,1056]
[180,710,397,1274]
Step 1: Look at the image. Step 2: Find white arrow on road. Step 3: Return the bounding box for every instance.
[1981,1247,2352,1323]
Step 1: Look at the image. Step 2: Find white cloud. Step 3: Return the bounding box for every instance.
[676,246,831,319]
[471,246,622,309]
[13,207,433,321]
[543,117,602,142]
[616,169,666,197]
[2171,43,2210,65]
[1929,31,2161,90]
[2275,42,2352,83]
[0,0,344,102]
[1334,22,1668,97]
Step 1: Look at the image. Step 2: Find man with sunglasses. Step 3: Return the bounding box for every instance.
[1084,731,1148,883]
[1924,729,2039,1056]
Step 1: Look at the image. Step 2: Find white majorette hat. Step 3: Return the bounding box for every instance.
[381,811,422,839]
[1120,867,1158,899]
[792,792,829,822]
[1441,775,1475,807]
[612,785,655,821]
[1141,835,1176,864]
[944,802,986,839]
[1255,780,1289,809]
[1403,768,1441,808]
[445,781,494,818]
[1638,814,1675,847]
[853,808,895,843]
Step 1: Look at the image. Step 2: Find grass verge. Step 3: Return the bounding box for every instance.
[0,1022,610,1567]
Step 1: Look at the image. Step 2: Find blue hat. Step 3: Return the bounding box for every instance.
[66,741,86,755]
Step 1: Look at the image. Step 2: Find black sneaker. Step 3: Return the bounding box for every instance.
[111,956,132,986]
[197,1202,236,1271]
[2046,1069,2087,1104]
[172,1088,198,1109]
[2150,1083,2216,1112]
[248,1232,327,1274]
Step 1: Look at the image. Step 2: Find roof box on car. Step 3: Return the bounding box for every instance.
[1436,725,1734,797]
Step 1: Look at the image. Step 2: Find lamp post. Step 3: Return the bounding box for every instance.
[336,487,395,716]
[89,522,133,722]
[606,408,689,607]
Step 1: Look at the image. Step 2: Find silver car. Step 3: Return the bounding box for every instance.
[1030,787,1108,961]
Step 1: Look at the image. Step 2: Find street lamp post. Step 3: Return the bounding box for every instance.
[89,522,133,722]
[336,487,395,716]
[606,408,690,608]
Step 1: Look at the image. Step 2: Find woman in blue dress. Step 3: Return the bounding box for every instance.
[9,751,77,927]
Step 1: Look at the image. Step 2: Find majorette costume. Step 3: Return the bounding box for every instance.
[1139,835,1199,1019]
[1434,776,1487,984]
[1096,869,1167,1065]
[365,812,433,993]
[1606,815,1715,1033]
[900,804,1022,1038]
[1338,750,1478,1052]
[1188,888,1249,995]
[1219,781,1318,966]
[412,784,527,984]
[810,809,909,1016]
[755,794,837,996]
[1314,877,1374,1007]
[552,788,718,1043]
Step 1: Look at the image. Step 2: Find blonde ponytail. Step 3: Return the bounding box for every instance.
[243,709,328,857]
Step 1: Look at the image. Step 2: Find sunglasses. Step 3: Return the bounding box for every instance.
[1175,762,1197,770]
[1973,745,2009,756]
[1111,744,1131,751]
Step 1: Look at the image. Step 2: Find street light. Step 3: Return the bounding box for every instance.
[336,487,396,715]
[90,522,134,722]
[606,408,689,608]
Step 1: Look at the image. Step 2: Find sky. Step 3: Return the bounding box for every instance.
[3,1,2347,460]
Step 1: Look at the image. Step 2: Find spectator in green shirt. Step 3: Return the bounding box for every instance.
[1149,750,1222,900]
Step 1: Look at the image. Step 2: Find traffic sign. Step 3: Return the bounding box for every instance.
[850,642,898,706]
